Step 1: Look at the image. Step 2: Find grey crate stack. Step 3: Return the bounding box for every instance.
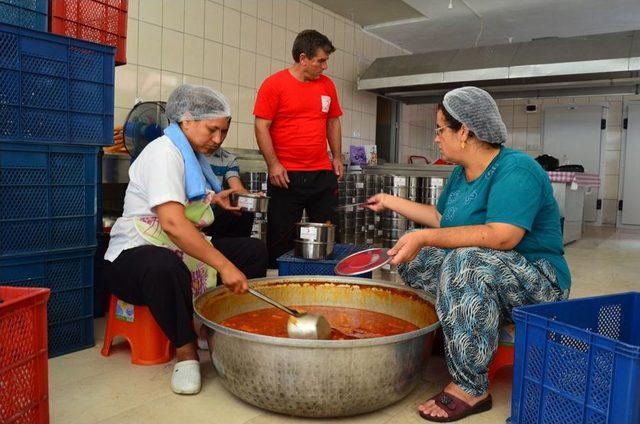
[240,172,268,241]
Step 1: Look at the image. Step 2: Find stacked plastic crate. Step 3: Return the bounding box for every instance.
[0,1,116,357]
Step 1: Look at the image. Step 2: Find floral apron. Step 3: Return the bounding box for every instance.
[133,192,217,297]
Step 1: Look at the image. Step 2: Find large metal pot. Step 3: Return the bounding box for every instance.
[194,276,440,418]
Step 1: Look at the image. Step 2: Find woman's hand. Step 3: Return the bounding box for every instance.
[366,193,390,213]
[218,261,249,294]
[388,231,428,265]
[211,188,242,212]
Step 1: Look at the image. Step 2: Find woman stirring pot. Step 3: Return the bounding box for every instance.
[366,86,570,422]
[104,85,267,395]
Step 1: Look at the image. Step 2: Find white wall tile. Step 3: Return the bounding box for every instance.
[162,29,184,73]
[256,19,272,57]
[286,0,299,31]
[225,121,239,148]
[115,65,138,108]
[241,0,257,16]
[323,13,334,40]
[272,0,286,28]
[125,18,139,64]
[139,0,163,26]
[330,49,343,79]
[238,86,255,124]
[114,107,130,127]
[137,66,161,101]
[270,58,285,73]
[256,0,272,22]
[203,78,222,91]
[311,8,324,32]
[255,54,271,87]
[240,14,257,52]
[224,0,242,11]
[513,129,527,150]
[221,82,239,116]
[137,22,162,69]
[160,70,182,100]
[238,52,256,88]
[183,34,204,77]
[237,122,256,149]
[204,1,223,42]
[184,0,205,37]
[271,25,286,61]
[162,0,184,31]
[221,45,240,84]
[298,3,311,30]
[182,75,203,85]
[526,131,541,150]
[203,40,223,80]
[223,7,241,47]
[128,0,139,19]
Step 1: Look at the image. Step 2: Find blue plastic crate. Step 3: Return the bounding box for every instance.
[277,244,373,278]
[510,292,640,424]
[0,142,99,256]
[0,0,47,31]
[0,22,115,145]
[48,316,94,358]
[0,248,95,357]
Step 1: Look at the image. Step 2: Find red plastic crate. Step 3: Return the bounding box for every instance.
[0,286,50,424]
[49,0,128,65]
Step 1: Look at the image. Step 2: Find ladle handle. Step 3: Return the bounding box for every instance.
[247,288,302,317]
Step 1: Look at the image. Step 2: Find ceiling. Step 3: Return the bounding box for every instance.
[312,0,640,54]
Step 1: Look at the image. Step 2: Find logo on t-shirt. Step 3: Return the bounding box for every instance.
[321,95,331,113]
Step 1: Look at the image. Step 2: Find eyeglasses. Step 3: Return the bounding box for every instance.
[434,125,451,136]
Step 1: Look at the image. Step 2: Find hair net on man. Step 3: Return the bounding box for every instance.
[442,86,507,145]
[165,84,232,123]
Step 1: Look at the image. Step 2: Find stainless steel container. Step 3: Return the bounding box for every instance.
[230,193,269,212]
[295,222,335,243]
[293,239,334,259]
[195,276,440,417]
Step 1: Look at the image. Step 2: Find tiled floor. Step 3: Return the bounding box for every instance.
[49,226,640,423]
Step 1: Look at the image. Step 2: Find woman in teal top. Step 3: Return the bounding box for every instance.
[367,87,570,422]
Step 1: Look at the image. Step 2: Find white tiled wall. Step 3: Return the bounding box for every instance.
[115,0,404,152]
[397,94,634,225]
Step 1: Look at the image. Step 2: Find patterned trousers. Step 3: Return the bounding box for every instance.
[399,247,567,396]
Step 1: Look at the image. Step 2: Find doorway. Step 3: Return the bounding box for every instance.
[542,104,606,223]
[376,97,399,164]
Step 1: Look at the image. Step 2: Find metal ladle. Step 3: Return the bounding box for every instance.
[247,288,332,340]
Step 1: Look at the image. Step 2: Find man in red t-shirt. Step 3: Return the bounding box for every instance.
[254,29,343,267]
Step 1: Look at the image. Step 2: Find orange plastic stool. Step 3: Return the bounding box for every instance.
[101,295,174,365]
[488,324,516,383]
[488,343,514,383]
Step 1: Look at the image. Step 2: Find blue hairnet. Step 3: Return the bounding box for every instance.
[165,84,231,123]
[443,86,507,145]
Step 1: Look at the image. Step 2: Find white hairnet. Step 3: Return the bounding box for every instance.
[165,84,231,123]
[442,86,507,145]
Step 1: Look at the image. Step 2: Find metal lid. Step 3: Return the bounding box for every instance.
[334,248,392,276]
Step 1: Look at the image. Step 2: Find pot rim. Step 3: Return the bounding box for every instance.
[194,276,440,348]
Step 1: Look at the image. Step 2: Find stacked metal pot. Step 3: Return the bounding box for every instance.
[240,172,268,241]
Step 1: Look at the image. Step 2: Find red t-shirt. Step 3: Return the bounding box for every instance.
[253,69,343,171]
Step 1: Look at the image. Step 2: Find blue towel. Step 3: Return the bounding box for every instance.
[164,123,222,200]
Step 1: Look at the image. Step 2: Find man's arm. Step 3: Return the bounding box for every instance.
[327,117,343,180]
[255,117,289,188]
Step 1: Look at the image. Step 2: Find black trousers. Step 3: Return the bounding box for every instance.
[266,170,338,267]
[104,238,267,347]
[202,209,254,239]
